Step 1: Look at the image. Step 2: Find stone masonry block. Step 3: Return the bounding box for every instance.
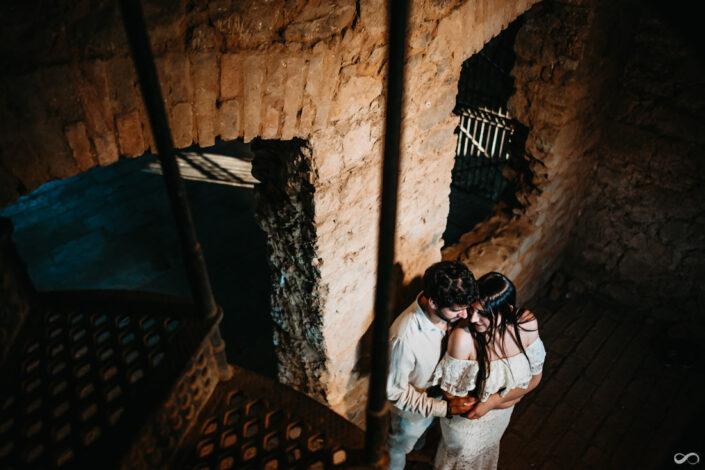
[328,74,380,123]
[242,54,265,142]
[360,0,387,39]
[41,65,84,123]
[170,102,193,149]
[313,48,341,129]
[220,53,243,101]
[72,60,119,166]
[281,56,307,140]
[116,110,146,157]
[105,57,143,114]
[158,53,191,104]
[262,106,280,140]
[218,98,240,141]
[300,55,323,133]
[341,121,374,169]
[64,122,96,171]
[261,54,286,139]
[191,52,219,147]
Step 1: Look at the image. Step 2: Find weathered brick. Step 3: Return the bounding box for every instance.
[73,60,119,166]
[105,57,142,114]
[191,52,218,147]
[116,110,146,157]
[299,54,323,133]
[261,54,286,139]
[281,56,307,139]
[242,54,265,142]
[220,53,243,101]
[42,65,84,123]
[158,53,191,104]
[170,102,193,149]
[262,106,281,140]
[64,122,96,171]
[217,98,240,141]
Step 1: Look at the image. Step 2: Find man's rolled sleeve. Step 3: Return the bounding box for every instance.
[387,338,447,418]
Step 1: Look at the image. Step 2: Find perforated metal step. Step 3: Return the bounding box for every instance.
[0,291,216,469]
[174,366,365,469]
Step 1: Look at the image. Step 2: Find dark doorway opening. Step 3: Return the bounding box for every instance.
[0,140,275,377]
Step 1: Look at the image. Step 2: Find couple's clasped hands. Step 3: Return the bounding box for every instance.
[447,392,521,420]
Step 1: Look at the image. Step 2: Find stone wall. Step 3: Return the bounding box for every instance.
[442,0,638,305]
[5,0,664,425]
[565,5,705,315]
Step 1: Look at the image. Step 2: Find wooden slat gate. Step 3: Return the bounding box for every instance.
[450,18,524,203]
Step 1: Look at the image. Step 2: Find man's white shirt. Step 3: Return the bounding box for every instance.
[386,295,448,420]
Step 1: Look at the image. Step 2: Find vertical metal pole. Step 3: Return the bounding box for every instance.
[118,0,217,320]
[364,0,408,466]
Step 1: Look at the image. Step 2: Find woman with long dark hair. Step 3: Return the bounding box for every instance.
[431,272,546,469]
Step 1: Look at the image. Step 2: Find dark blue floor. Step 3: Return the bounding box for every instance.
[0,144,276,378]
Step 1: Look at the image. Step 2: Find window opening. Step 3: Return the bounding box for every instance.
[443,17,526,247]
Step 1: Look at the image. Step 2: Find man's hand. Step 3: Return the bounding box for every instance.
[447,395,478,415]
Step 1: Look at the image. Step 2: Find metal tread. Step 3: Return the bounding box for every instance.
[0,290,215,470]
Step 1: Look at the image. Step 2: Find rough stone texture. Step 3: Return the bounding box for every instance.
[565,6,705,314]
[0,0,644,426]
[443,0,637,306]
[0,218,35,363]
[250,139,328,404]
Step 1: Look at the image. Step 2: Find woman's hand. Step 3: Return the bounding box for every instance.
[462,390,527,419]
[462,394,500,419]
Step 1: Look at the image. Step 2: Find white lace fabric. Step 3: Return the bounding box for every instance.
[431,337,546,401]
[431,337,547,470]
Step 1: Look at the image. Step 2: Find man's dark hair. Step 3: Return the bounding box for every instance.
[422,261,479,308]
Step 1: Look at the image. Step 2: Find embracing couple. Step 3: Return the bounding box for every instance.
[386,261,546,469]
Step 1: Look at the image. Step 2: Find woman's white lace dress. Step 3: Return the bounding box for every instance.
[431,337,546,470]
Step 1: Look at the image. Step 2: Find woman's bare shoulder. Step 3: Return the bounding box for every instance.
[517,309,540,343]
[448,325,477,361]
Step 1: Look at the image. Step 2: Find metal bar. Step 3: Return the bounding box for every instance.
[118,0,217,320]
[497,126,507,160]
[490,121,499,157]
[462,116,471,157]
[364,0,408,466]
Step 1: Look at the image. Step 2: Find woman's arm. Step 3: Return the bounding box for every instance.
[464,372,542,419]
[439,326,480,416]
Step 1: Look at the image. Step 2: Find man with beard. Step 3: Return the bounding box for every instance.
[387,261,480,469]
